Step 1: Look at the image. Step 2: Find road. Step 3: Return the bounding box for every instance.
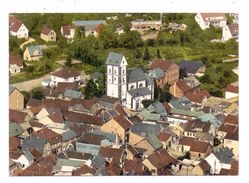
[12,71,90,92]
[12,75,49,92]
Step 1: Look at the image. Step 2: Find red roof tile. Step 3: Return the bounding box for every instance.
[176,80,192,93]
[52,68,80,79]
[190,141,210,153]
[9,55,23,66]
[41,26,53,35]
[157,132,172,142]
[149,59,173,72]
[185,90,210,104]
[33,128,62,144]
[226,84,238,93]
[61,25,75,36]
[9,16,23,32]
[9,109,29,124]
[113,115,132,130]
[225,115,238,125]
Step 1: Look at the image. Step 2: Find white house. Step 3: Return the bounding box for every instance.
[225,81,238,99]
[14,151,34,170]
[105,52,154,111]
[195,13,227,30]
[222,23,238,41]
[9,55,23,74]
[9,15,29,39]
[205,147,234,174]
[61,25,76,39]
[50,68,81,86]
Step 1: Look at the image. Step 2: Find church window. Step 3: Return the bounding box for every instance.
[130,85,134,90]
[139,83,143,88]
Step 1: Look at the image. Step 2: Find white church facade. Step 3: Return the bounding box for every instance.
[106,52,154,111]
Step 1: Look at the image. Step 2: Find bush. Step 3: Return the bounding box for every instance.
[142,99,154,108]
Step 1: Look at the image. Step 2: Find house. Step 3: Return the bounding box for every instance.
[191,159,211,175]
[149,58,179,86]
[169,80,193,98]
[222,23,238,41]
[61,25,75,39]
[61,130,77,151]
[205,147,234,174]
[9,86,24,110]
[98,146,124,165]
[9,55,23,74]
[14,151,34,170]
[115,23,125,35]
[100,115,132,143]
[32,128,63,154]
[195,13,227,30]
[142,148,178,175]
[106,52,154,111]
[9,15,29,39]
[157,132,172,149]
[73,165,95,176]
[190,140,212,159]
[223,128,238,158]
[178,136,195,153]
[218,160,238,175]
[123,159,143,175]
[9,109,31,124]
[225,81,238,99]
[185,90,210,106]
[179,60,205,77]
[130,19,162,31]
[23,45,44,61]
[40,26,56,42]
[50,68,80,86]
[72,20,107,37]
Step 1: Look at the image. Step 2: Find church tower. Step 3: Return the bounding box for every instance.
[106,52,127,105]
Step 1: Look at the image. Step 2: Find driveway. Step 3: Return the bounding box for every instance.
[20,38,36,49]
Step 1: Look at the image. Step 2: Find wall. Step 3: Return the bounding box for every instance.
[9,88,24,110]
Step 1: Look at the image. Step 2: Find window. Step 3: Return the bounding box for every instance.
[123,69,125,74]
[114,70,116,74]
[139,83,143,88]
[123,78,125,83]
[130,85,134,90]
[109,69,111,73]
[114,77,116,81]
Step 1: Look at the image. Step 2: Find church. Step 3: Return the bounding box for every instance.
[106,52,154,111]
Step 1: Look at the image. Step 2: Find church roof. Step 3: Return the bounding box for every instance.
[105,52,124,66]
[127,87,152,97]
[127,68,147,83]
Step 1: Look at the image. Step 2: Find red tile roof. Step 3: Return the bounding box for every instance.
[9,55,23,66]
[225,114,238,125]
[179,136,195,146]
[200,13,227,22]
[33,128,62,145]
[149,59,173,72]
[9,136,20,151]
[176,80,192,93]
[99,147,123,164]
[226,84,238,93]
[184,120,211,133]
[48,113,64,123]
[72,165,95,176]
[190,141,210,153]
[124,159,143,174]
[56,82,78,93]
[228,23,238,37]
[185,90,210,104]
[114,103,127,116]
[146,148,178,169]
[9,16,23,32]
[157,132,172,142]
[61,25,75,36]
[52,68,80,79]
[113,115,132,130]
[9,109,29,124]
[41,26,53,35]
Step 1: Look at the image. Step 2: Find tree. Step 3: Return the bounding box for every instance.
[31,87,44,100]
[179,68,187,80]
[199,74,212,83]
[223,70,232,78]
[147,39,156,47]
[65,55,72,68]
[134,48,142,59]
[142,99,154,108]
[84,79,102,99]
[210,89,223,97]
[99,26,118,49]
[159,84,172,103]
[119,31,143,49]
[213,137,221,146]
[215,66,222,72]
[156,49,161,59]
[143,47,150,61]
[21,91,31,107]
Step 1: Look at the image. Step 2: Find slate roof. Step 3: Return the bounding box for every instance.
[76,142,100,156]
[27,45,43,57]
[52,68,80,79]
[91,155,106,169]
[127,68,147,83]
[105,52,124,66]
[198,113,221,128]
[131,122,160,137]
[62,129,77,141]
[213,147,234,164]
[179,60,205,74]
[56,159,84,168]
[73,20,106,27]
[91,71,103,81]
[169,97,192,111]
[146,134,163,149]
[63,89,81,99]
[23,151,34,161]
[9,122,23,137]
[22,135,47,154]
[148,68,165,80]
[140,101,167,121]
[9,86,16,95]
[127,87,152,97]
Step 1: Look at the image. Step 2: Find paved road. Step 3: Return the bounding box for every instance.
[12,75,49,92]
[12,71,90,92]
